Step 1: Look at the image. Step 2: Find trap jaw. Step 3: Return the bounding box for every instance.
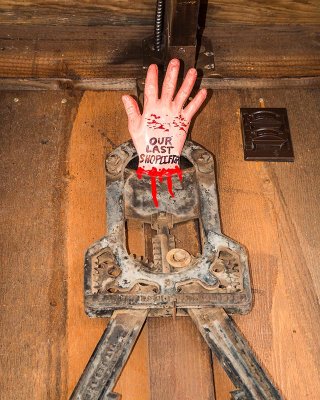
[85,140,251,317]
[71,140,283,400]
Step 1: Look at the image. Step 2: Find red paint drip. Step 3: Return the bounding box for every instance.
[167,175,174,197]
[150,175,158,207]
[146,116,167,131]
[136,166,183,207]
[172,115,189,133]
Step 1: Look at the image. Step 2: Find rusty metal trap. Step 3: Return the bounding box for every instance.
[70,140,283,400]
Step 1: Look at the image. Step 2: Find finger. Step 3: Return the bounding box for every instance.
[122,95,141,130]
[173,67,197,110]
[181,88,207,121]
[161,58,180,104]
[144,64,158,105]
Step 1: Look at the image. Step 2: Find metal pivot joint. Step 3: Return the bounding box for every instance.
[70,140,283,399]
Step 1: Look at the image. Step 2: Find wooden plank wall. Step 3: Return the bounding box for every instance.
[0,25,319,85]
[1,88,320,400]
[0,1,319,88]
[0,0,319,25]
[0,91,82,399]
[0,1,320,399]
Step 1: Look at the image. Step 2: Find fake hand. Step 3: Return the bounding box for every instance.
[122,59,207,207]
[122,59,207,171]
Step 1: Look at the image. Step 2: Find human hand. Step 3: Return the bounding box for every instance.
[122,59,207,171]
[122,59,207,207]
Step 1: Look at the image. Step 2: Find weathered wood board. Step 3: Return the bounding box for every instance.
[1,88,320,399]
[0,24,319,88]
[0,1,320,26]
[0,90,82,399]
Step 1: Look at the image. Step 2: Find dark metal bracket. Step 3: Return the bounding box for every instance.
[142,0,215,75]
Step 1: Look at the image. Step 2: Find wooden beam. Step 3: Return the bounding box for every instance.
[0,76,320,91]
[0,25,319,85]
[0,1,319,26]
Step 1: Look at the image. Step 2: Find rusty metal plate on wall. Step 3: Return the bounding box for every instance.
[240,108,294,161]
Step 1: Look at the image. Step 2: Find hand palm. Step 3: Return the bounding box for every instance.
[122,59,207,206]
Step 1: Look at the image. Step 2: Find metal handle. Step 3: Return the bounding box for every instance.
[188,308,283,400]
[70,309,148,400]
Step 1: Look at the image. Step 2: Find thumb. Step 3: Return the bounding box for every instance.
[122,95,141,132]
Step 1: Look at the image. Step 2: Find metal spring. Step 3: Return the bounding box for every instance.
[154,0,164,52]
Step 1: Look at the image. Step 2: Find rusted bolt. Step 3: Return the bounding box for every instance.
[193,150,212,163]
[199,153,212,163]
[173,249,187,262]
[106,153,122,175]
[259,97,266,108]
[192,149,214,173]
[204,63,215,70]
[166,248,191,268]
[107,265,121,278]
[209,259,224,274]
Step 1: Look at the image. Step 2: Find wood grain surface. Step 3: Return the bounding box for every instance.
[1,88,320,399]
[0,90,82,400]
[0,1,319,26]
[0,24,319,85]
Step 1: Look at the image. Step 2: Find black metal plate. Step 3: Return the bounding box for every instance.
[240,108,294,161]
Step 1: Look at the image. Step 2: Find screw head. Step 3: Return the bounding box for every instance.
[106,153,121,175]
[204,63,215,70]
[192,149,214,173]
[166,248,191,268]
[199,153,211,162]
[173,249,187,262]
